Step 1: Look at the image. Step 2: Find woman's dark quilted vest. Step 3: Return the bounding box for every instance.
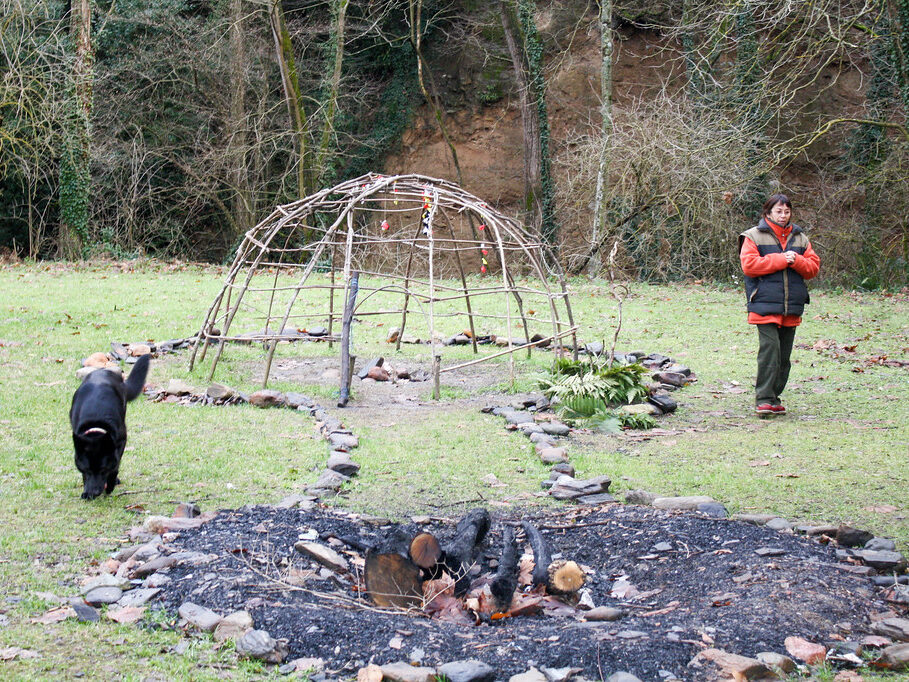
[738,218,811,317]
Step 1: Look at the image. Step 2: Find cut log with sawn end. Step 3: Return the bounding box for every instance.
[522,521,585,595]
[365,525,434,609]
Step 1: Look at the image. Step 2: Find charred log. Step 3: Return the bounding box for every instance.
[490,525,519,611]
[521,521,585,595]
[521,521,552,588]
[442,507,491,595]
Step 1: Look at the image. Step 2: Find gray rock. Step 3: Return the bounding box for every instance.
[541,666,581,682]
[541,421,571,436]
[164,379,194,396]
[584,342,604,356]
[236,629,289,663]
[248,389,286,408]
[765,517,792,531]
[530,433,556,447]
[81,573,132,594]
[755,652,796,673]
[437,660,496,682]
[623,490,658,505]
[284,392,313,409]
[328,432,359,452]
[866,537,897,552]
[732,513,776,525]
[652,495,713,510]
[326,452,360,477]
[116,588,161,608]
[663,363,691,376]
[551,462,575,477]
[130,555,177,579]
[872,575,909,587]
[307,469,350,493]
[755,547,786,557]
[178,602,222,632]
[872,617,909,641]
[854,549,906,571]
[72,602,100,622]
[83,586,123,606]
[213,610,254,643]
[357,357,385,379]
[504,411,535,426]
[520,423,545,435]
[307,326,328,337]
[381,661,438,682]
[879,643,909,670]
[509,668,548,682]
[654,372,687,387]
[584,606,624,621]
[539,447,569,465]
[294,542,349,573]
[206,383,235,400]
[606,674,643,682]
[549,475,611,500]
[653,542,673,552]
[577,493,616,505]
[696,502,728,518]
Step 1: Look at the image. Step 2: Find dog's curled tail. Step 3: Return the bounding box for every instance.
[124,353,151,401]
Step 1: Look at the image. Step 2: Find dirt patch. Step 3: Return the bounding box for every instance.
[149,503,890,679]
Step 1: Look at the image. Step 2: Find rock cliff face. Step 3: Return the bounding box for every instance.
[381,3,869,248]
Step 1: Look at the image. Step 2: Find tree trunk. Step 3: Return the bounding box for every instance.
[58,0,93,258]
[499,0,542,230]
[409,0,466,187]
[228,0,252,238]
[516,0,558,246]
[315,0,349,188]
[270,0,312,199]
[590,0,614,275]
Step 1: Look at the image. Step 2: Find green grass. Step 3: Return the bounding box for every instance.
[0,261,907,679]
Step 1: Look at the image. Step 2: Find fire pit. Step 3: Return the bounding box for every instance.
[128,502,905,679]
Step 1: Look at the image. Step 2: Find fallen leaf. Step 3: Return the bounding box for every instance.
[775,473,800,478]
[106,606,145,624]
[388,636,403,650]
[610,579,640,600]
[749,460,771,467]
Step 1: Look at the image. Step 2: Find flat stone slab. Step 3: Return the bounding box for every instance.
[437,660,496,682]
[652,495,714,510]
[178,602,222,632]
[294,542,349,573]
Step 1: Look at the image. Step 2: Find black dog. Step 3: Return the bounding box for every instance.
[69,354,150,499]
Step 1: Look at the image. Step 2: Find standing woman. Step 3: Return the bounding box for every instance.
[739,194,821,416]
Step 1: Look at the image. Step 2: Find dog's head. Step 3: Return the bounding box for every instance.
[73,426,119,500]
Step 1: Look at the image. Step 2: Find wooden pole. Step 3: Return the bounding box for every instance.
[338,271,359,407]
[441,209,478,354]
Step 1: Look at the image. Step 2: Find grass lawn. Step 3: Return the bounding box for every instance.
[0,260,906,680]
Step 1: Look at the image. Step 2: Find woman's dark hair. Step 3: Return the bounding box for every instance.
[761,194,792,217]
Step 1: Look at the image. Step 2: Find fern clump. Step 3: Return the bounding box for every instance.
[539,357,654,431]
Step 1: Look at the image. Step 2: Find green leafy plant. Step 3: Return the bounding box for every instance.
[538,357,653,430]
[539,358,650,407]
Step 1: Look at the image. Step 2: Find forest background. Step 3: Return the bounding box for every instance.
[1,0,907,289]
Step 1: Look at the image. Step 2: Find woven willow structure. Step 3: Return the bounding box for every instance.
[189,173,577,398]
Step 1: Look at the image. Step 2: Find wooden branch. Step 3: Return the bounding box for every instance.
[490,525,519,611]
[521,521,552,588]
